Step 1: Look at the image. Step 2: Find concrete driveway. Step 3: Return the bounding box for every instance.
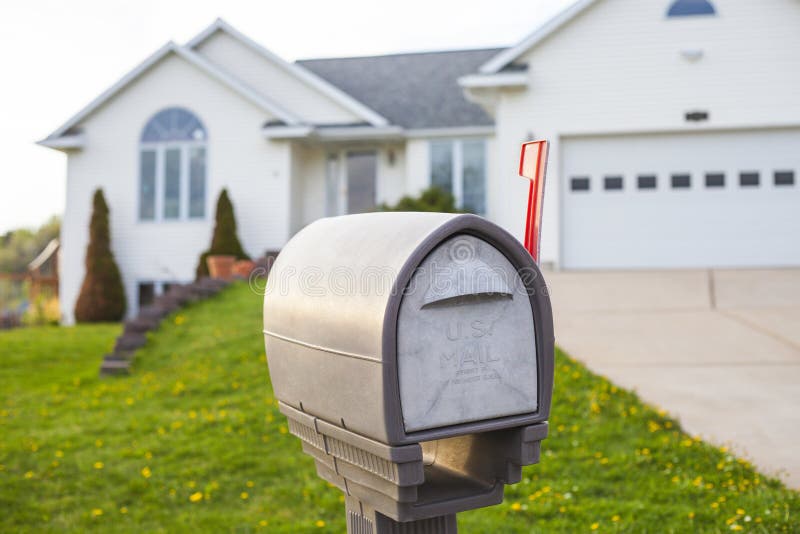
[546,269,800,489]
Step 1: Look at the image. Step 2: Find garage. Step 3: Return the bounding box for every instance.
[561,129,800,269]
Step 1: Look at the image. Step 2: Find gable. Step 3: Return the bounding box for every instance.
[191,27,378,126]
[40,43,298,146]
[498,0,800,131]
[72,52,277,142]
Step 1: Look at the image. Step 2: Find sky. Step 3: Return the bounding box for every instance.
[0,0,574,234]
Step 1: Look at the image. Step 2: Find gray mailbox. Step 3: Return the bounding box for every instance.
[263,212,554,533]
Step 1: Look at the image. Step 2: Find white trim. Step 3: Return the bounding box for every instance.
[479,0,600,74]
[187,19,390,127]
[262,125,403,141]
[39,41,301,149]
[262,125,314,139]
[36,133,86,150]
[264,124,496,141]
[315,126,403,140]
[405,126,495,138]
[458,72,528,89]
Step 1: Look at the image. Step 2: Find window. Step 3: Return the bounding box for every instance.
[325,154,341,216]
[775,171,795,186]
[570,177,590,192]
[138,282,155,308]
[637,175,657,190]
[740,172,760,187]
[604,176,623,191]
[428,139,486,214]
[671,174,691,189]
[705,173,725,188]
[139,108,207,221]
[667,0,716,17]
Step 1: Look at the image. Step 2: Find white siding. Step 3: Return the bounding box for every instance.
[194,31,361,125]
[60,53,291,324]
[486,0,800,266]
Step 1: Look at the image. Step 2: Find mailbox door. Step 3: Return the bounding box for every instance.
[397,234,538,433]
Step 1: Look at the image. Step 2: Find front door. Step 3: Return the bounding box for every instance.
[346,151,377,214]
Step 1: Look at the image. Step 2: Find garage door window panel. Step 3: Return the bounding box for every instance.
[570,177,590,192]
[705,173,725,188]
[740,172,760,188]
[671,174,691,189]
[774,171,794,187]
[637,175,657,190]
[604,176,623,191]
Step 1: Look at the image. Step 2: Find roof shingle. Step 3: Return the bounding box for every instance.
[297,48,504,130]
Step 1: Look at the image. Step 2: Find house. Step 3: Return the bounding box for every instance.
[40,0,800,324]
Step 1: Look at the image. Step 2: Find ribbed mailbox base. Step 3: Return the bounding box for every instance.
[346,497,457,534]
[279,402,548,534]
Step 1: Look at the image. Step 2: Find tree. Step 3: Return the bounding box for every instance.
[74,189,126,322]
[196,189,249,278]
[379,186,462,213]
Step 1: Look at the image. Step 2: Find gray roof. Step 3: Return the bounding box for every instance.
[298,48,504,130]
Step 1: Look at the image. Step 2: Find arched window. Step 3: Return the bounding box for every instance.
[139,108,207,221]
[667,0,716,17]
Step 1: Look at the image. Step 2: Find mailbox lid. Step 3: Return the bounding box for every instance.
[397,234,538,432]
[264,212,460,363]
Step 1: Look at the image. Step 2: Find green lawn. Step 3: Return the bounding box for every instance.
[0,283,797,533]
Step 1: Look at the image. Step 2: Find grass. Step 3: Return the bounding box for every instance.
[0,282,797,533]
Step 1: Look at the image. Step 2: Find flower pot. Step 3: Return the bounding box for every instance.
[206,255,236,280]
[233,259,256,279]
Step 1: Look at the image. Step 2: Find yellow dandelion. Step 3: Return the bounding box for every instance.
[120,507,128,514]
[711,502,719,509]
[240,492,249,500]
[736,509,745,515]
[174,315,186,325]
[590,523,599,530]
[315,520,326,528]
[611,514,620,522]
[145,451,153,460]
[730,525,742,531]
[559,506,567,513]
[246,480,255,488]
[93,462,104,470]
[510,502,522,511]
[125,397,134,406]
[141,466,152,479]
[91,508,103,518]
[24,471,34,479]
[688,512,695,519]
[189,492,203,503]
[259,520,268,526]
[279,425,288,435]
[95,439,103,448]
[55,450,64,458]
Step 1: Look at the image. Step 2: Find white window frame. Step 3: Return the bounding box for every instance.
[138,141,207,222]
[428,138,486,214]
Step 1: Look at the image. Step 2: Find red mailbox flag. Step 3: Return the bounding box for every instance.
[518,140,549,263]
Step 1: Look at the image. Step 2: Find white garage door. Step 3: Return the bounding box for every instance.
[562,129,800,269]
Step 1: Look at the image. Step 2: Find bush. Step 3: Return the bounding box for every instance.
[379,186,461,213]
[74,189,126,322]
[196,189,249,279]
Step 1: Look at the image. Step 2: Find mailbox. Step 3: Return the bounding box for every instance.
[264,212,554,533]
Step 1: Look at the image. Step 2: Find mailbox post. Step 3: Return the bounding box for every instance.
[264,212,554,533]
